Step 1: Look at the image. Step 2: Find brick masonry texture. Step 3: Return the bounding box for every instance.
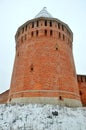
[0,16,86,106]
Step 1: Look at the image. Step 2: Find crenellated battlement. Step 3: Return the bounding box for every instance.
[77,75,86,83]
[15,18,73,50]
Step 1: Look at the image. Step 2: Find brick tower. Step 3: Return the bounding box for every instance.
[8,7,82,107]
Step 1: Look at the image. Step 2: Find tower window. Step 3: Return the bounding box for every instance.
[21,36,23,43]
[58,23,60,29]
[50,21,52,27]
[85,77,86,82]
[45,20,47,26]
[50,30,52,36]
[45,30,47,36]
[36,30,38,36]
[22,28,24,33]
[30,64,34,72]
[63,34,65,40]
[59,32,61,38]
[25,25,27,31]
[79,91,82,95]
[31,32,33,37]
[25,34,27,40]
[62,25,64,31]
[56,47,58,50]
[37,21,39,27]
[32,22,34,28]
[59,96,63,101]
[81,77,83,82]
[55,44,58,50]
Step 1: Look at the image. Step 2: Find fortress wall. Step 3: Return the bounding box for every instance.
[0,90,9,104]
[77,75,86,106]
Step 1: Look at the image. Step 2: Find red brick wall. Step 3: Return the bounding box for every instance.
[77,75,86,106]
[9,18,81,103]
[0,90,9,104]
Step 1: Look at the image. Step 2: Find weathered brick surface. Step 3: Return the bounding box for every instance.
[8,18,81,106]
[0,90,9,104]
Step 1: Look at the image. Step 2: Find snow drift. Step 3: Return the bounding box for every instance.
[0,104,86,130]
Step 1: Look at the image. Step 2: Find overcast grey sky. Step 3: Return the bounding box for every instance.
[0,0,86,93]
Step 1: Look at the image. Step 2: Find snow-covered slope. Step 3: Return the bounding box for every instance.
[0,104,86,130]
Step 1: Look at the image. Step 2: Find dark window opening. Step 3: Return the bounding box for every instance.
[21,36,23,43]
[22,28,24,33]
[56,47,58,50]
[37,21,39,27]
[31,32,33,37]
[25,34,27,40]
[56,44,58,50]
[85,77,86,82]
[81,77,83,82]
[50,21,52,27]
[63,34,65,40]
[62,25,64,31]
[32,22,34,28]
[80,91,82,95]
[30,64,34,72]
[25,25,27,31]
[59,32,61,38]
[50,30,52,36]
[45,20,47,26]
[59,96,63,101]
[45,30,47,36]
[36,30,38,36]
[58,23,60,29]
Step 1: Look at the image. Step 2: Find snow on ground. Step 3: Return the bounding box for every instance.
[0,104,86,130]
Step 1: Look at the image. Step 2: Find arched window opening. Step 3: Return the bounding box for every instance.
[59,32,61,38]
[32,22,34,28]
[37,21,39,27]
[55,44,58,50]
[36,30,38,36]
[30,64,34,72]
[81,77,83,82]
[80,91,82,95]
[31,32,33,37]
[62,25,64,31]
[25,25,27,31]
[50,21,52,27]
[25,34,27,40]
[22,27,24,33]
[63,34,65,40]
[58,23,60,29]
[21,36,23,43]
[45,30,47,36]
[45,20,47,26]
[50,30,52,36]
[59,96,63,101]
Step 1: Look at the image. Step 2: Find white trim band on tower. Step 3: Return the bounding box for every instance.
[10,89,80,97]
